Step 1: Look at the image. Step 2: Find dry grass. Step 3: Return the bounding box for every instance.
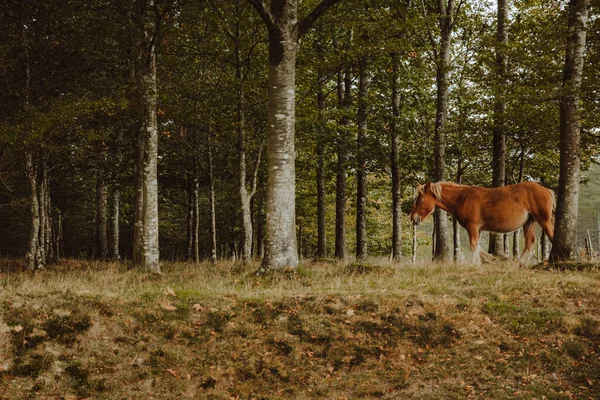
[0,258,599,399]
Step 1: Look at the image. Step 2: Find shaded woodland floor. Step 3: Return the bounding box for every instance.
[1,259,599,399]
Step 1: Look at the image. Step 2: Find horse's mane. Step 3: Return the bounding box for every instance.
[419,181,465,202]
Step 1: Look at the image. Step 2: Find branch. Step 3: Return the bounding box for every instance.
[449,0,465,31]
[298,0,345,37]
[245,0,276,35]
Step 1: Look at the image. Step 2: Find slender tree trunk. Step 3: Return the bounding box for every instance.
[37,162,48,267]
[192,156,200,262]
[356,57,369,260]
[391,53,403,263]
[432,0,454,262]
[186,176,193,261]
[412,224,417,263]
[208,136,217,265]
[25,154,40,270]
[335,67,351,260]
[133,0,161,272]
[513,148,525,258]
[22,9,42,270]
[236,42,254,264]
[56,209,63,260]
[43,165,52,263]
[316,80,327,259]
[490,0,509,256]
[109,132,122,261]
[140,55,160,272]
[133,128,145,264]
[453,167,463,262]
[109,185,120,261]
[550,0,589,262]
[96,173,109,260]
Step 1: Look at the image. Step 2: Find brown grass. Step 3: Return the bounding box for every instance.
[0,258,599,399]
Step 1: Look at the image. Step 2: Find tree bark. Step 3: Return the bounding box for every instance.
[25,153,40,270]
[550,0,589,262]
[432,0,454,262]
[109,132,122,261]
[335,67,351,260]
[133,0,161,272]
[192,156,200,262]
[390,52,402,263]
[208,136,218,265]
[316,79,327,259]
[489,0,509,256]
[246,0,343,270]
[356,57,369,260]
[96,173,109,260]
[453,166,463,262]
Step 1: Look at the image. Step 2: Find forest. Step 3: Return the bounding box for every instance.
[3,1,600,398]
[0,0,599,272]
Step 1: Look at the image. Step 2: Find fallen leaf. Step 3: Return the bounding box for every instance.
[192,303,204,312]
[161,303,177,311]
[166,368,179,378]
[13,325,23,333]
[346,309,355,316]
[164,287,176,297]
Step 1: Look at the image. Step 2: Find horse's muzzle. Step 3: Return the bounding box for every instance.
[411,214,421,226]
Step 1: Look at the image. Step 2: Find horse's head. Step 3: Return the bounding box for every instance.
[410,183,437,225]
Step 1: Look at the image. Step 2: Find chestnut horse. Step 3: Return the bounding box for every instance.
[409,181,555,265]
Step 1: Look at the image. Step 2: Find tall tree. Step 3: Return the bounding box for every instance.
[390,52,403,263]
[335,66,351,260]
[489,0,509,256]
[246,0,344,270]
[356,56,369,259]
[132,0,174,273]
[550,0,589,262]
[429,0,460,262]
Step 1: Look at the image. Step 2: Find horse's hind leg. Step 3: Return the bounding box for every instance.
[518,216,536,266]
[466,226,481,265]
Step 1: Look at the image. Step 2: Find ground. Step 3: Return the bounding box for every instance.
[0,259,599,399]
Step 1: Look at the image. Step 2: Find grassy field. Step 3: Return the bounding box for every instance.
[1,259,599,399]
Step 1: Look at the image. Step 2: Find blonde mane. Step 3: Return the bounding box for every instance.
[418,181,465,202]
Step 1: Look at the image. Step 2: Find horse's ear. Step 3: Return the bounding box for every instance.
[423,182,431,193]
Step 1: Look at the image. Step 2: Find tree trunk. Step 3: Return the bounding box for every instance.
[412,224,417,264]
[453,167,463,262]
[96,173,109,260]
[390,53,402,263]
[186,177,193,261]
[550,0,589,262]
[316,80,327,259]
[258,2,301,270]
[208,136,218,265]
[489,0,509,256]
[25,153,40,270]
[192,156,200,262]
[140,55,160,272]
[356,57,369,260]
[132,0,161,273]
[246,0,343,269]
[335,67,351,260]
[432,0,454,262]
[109,132,122,261]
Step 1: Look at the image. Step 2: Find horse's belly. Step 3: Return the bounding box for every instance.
[480,209,529,233]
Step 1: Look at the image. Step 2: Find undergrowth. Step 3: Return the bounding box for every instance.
[0,258,599,399]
